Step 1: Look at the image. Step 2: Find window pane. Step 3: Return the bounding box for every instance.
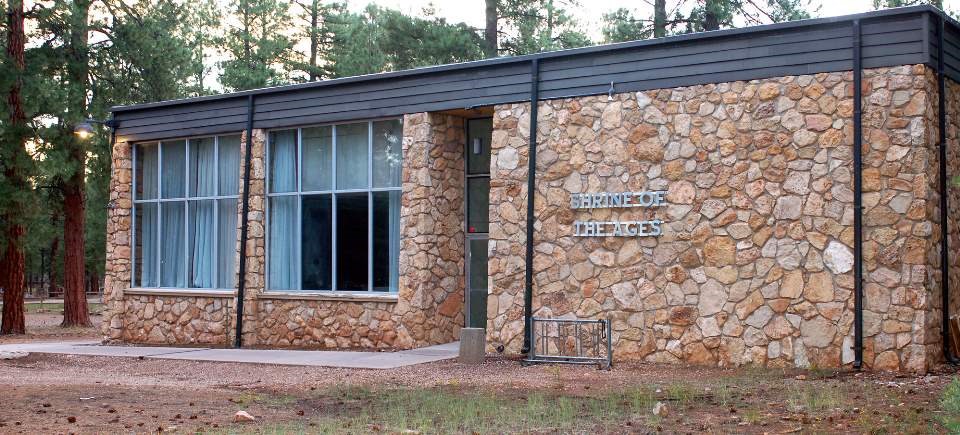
[218,135,241,196]
[190,137,216,197]
[467,178,490,233]
[269,196,300,290]
[217,198,238,288]
[302,126,333,191]
[134,202,158,287]
[135,143,158,200]
[302,194,332,290]
[161,140,186,198]
[373,191,400,292]
[468,238,488,328]
[336,123,369,189]
[467,118,492,175]
[372,120,403,188]
[159,202,186,287]
[188,200,215,288]
[269,130,298,193]
[336,193,368,291]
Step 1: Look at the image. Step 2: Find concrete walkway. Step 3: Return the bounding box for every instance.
[0,340,459,369]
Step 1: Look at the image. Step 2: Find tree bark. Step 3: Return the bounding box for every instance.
[654,0,667,38]
[704,0,721,31]
[1,0,28,335]
[308,0,319,81]
[484,0,498,57]
[62,0,92,328]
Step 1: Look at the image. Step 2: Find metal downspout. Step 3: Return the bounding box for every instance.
[852,19,864,370]
[938,16,960,365]
[234,94,255,348]
[522,59,540,355]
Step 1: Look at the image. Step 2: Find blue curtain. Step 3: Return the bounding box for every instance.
[218,198,238,288]
[268,132,300,290]
[189,138,217,288]
[190,200,215,288]
[160,202,185,287]
[218,135,241,196]
[138,144,158,200]
[137,203,158,287]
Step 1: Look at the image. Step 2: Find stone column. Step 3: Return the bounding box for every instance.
[233,128,267,346]
[394,112,466,347]
[860,65,940,372]
[101,139,133,342]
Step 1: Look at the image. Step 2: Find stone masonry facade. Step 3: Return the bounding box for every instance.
[487,65,949,371]
[103,113,465,349]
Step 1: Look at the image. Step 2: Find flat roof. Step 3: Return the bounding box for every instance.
[111,5,960,143]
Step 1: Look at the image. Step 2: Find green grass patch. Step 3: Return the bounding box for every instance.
[786,383,845,413]
[940,377,960,433]
[24,302,102,314]
[231,384,668,434]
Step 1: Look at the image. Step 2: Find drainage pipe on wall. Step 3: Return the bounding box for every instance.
[937,16,960,365]
[522,58,540,355]
[234,94,255,348]
[852,19,864,370]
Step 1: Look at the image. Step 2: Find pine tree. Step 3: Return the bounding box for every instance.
[220,0,294,91]
[0,0,30,335]
[498,0,591,55]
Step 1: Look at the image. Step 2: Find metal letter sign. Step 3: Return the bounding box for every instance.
[571,191,667,237]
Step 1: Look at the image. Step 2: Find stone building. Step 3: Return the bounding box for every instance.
[103,6,960,371]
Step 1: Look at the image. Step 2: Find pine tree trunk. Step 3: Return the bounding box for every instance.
[62,180,90,327]
[1,0,27,335]
[704,0,721,31]
[62,0,92,328]
[1,224,26,335]
[654,0,667,38]
[484,0,498,58]
[309,0,319,81]
[48,233,60,297]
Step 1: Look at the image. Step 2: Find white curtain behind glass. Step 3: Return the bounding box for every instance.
[160,202,186,287]
[269,131,300,290]
[139,144,158,199]
[336,123,368,189]
[190,139,217,287]
[218,199,238,288]
[138,203,158,287]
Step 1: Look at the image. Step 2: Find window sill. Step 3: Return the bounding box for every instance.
[124,288,237,298]
[259,291,399,303]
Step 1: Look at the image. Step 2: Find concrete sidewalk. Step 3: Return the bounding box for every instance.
[0,340,459,369]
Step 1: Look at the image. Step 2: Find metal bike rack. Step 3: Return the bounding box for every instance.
[524,317,612,370]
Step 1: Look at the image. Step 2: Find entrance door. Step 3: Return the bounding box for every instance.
[465,118,492,329]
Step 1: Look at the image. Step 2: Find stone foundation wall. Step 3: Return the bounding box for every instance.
[116,295,232,345]
[487,65,944,370]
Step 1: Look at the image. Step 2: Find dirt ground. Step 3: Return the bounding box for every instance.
[0,350,957,434]
[0,303,103,345]
[1,309,958,434]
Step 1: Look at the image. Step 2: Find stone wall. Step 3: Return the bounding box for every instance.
[101,140,133,341]
[242,113,465,349]
[101,139,237,346]
[860,66,941,371]
[487,65,944,370]
[946,78,960,336]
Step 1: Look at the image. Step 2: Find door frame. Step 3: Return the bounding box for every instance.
[464,117,493,329]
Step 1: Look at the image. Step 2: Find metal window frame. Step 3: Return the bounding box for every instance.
[264,117,403,294]
[463,117,493,329]
[130,134,242,291]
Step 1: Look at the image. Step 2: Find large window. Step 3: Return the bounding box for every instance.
[132,135,241,289]
[267,120,402,292]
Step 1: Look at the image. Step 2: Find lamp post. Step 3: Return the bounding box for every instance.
[73,118,116,139]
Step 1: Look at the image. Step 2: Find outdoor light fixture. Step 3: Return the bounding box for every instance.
[74,118,116,139]
[74,121,95,139]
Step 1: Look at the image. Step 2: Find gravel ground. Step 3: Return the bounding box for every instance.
[1,351,958,434]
